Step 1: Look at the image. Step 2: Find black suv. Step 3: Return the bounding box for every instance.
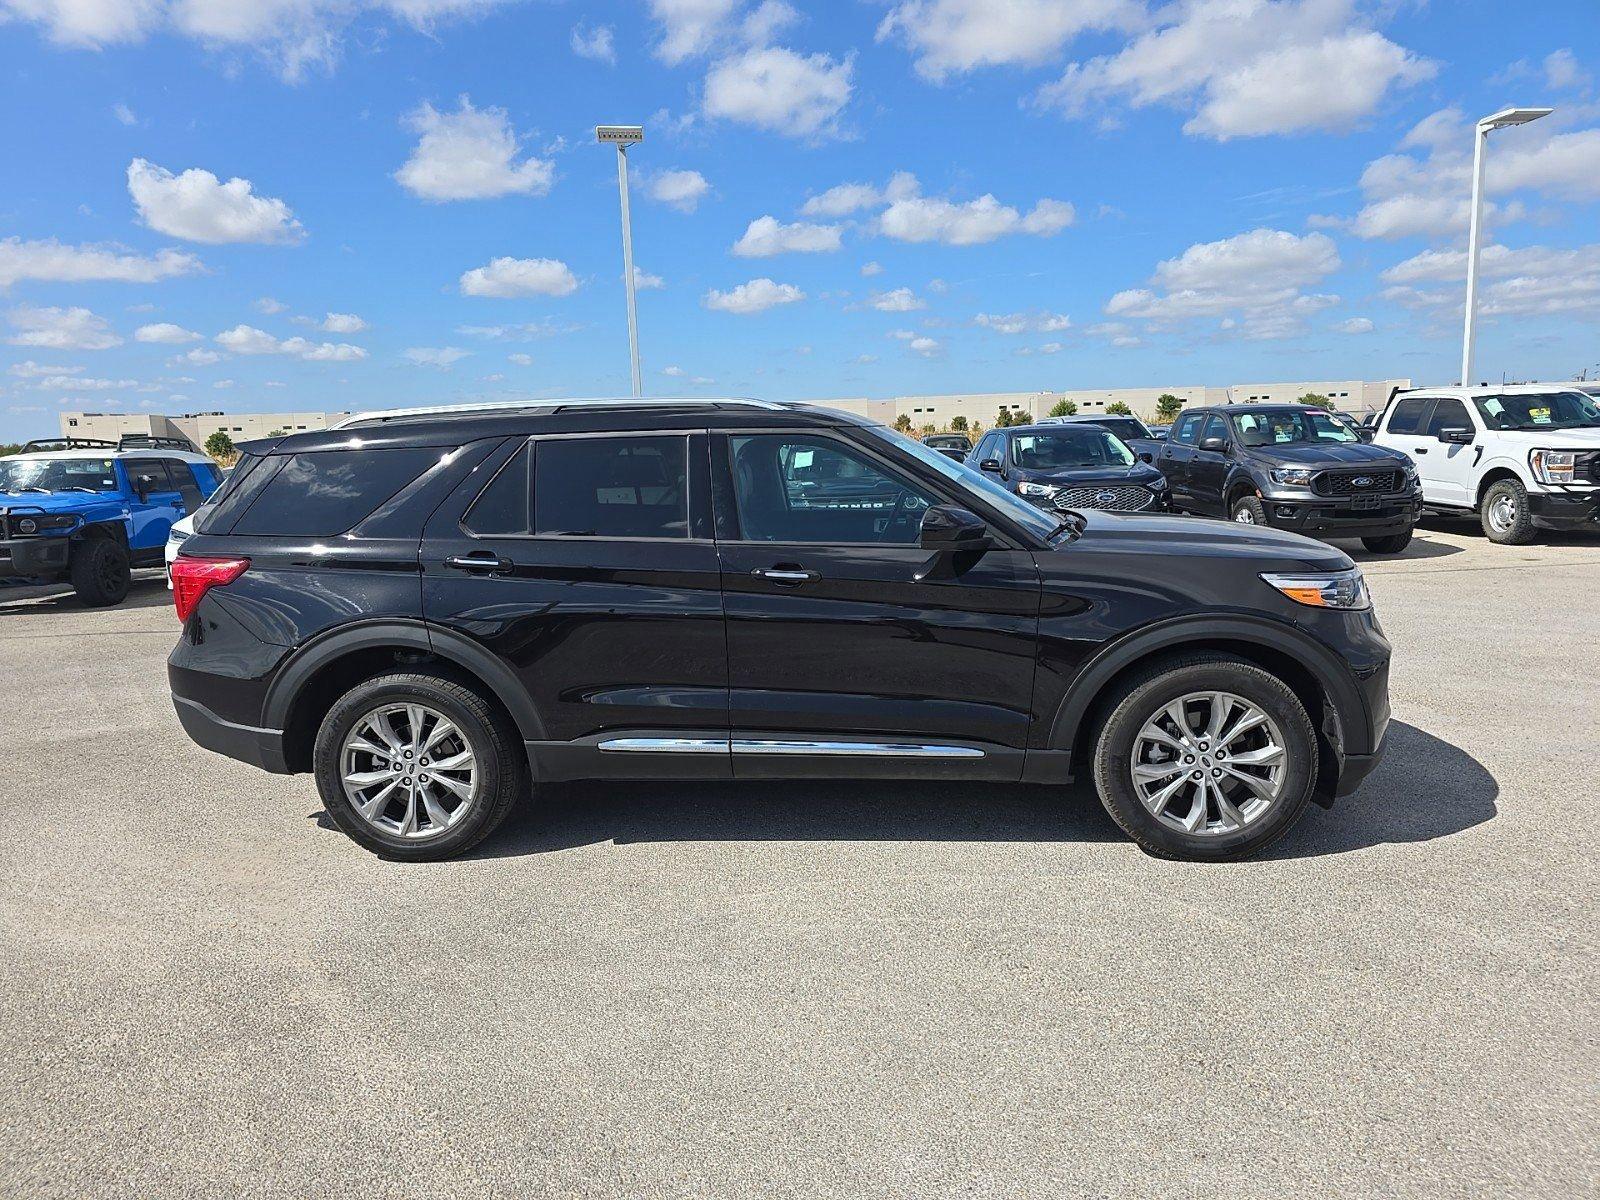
[169,399,1391,863]
[1157,404,1421,552]
[971,422,1170,513]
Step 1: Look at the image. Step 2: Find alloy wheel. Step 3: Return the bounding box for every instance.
[1128,690,1286,836]
[1233,507,1256,524]
[340,703,479,840]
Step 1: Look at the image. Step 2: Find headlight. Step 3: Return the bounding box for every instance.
[1147,473,1168,489]
[1261,569,1371,610]
[1017,481,1055,497]
[1269,467,1315,487]
[11,513,77,535]
[1530,449,1577,484]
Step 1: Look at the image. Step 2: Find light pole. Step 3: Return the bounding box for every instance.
[596,125,644,397]
[1461,106,1552,386]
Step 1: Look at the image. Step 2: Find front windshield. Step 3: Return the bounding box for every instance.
[872,427,1062,540]
[1232,410,1357,447]
[1474,391,1600,431]
[0,456,119,494]
[1010,429,1135,469]
[1091,418,1149,441]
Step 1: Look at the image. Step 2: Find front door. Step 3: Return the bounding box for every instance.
[421,432,730,778]
[121,458,186,551]
[712,431,1042,780]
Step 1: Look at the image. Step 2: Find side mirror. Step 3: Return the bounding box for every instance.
[1138,450,1154,463]
[1355,427,1375,443]
[1199,436,1227,452]
[1439,427,1474,445]
[978,457,1002,473]
[919,504,992,552]
[134,474,157,499]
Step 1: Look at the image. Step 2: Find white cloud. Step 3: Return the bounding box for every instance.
[879,188,1075,245]
[395,97,553,202]
[127,158,303,245]
[254,296,287,314]
[213,379,234,389]
[648,168,710,213]
[876,0,1137,81]
[1381,243,1600,320]
[974,311,1071,334]
[732,215,842,257]
[703,46,853,138]
[6,305,122,350]
[214,324,367,361]
[1106,228,1341,340]
[0,236,203,287]
[1035,0,1434,140]
[508,352,533,365]
[631,267,665,290]
[860,260,883,277]
[1544,48,1588,93]
[134,322,201,344]
[403,346,470,368]
[662,365,687,376]
[906,335,942,357]
[703,277,805,314]
[1336,317,1374,334]
[570,21,616,63]
[31,374,137,391]
[459,256,579,298]
[170,348,221,366]
[7,360,81,378]
[648,0,742,64]
[319,312,368,333]
[871,287,924,312]
[802,182,886,217]
[112,101,137,125]
[457,318,581,340]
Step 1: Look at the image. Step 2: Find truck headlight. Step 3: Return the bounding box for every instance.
[1530,449,1577,484]
[1269,467,1315,487]
[11,513,78,535]
[1017,481,1055,497]
[1261,569,1371,610]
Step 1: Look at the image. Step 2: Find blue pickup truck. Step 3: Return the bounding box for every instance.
[0,436,224,605]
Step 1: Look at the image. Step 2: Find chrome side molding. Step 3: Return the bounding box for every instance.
[597,737,729,753]
[595,737,985,759]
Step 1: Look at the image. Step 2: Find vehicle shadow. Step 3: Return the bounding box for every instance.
[441,720,1493,862]
[0,574,172,615]
[1338,533,1463,563]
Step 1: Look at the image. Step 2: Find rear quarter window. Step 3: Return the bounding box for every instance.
[230,448,439,536]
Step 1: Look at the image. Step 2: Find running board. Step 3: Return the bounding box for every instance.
[597,737,984,759]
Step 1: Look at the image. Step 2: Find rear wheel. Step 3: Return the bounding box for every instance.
[312,672,526,861]
[1361,529,1413,554]
[70,537,130,606]
[1092,655,1318,861]
[1480,478,1537,545]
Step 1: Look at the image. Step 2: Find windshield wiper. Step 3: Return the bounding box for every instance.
[18,486,50,493]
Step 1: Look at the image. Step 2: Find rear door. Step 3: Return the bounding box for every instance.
[712,429,1041,779]
[1160,412,1202,508]
[420,431,730,777]
[1419,397,1478,506]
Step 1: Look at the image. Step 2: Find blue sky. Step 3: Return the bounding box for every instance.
[1,0,1597,439]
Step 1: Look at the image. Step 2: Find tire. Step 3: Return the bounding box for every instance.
[69,537,130,606]
[312,671,527,861]
[1361,529,1413,554]
[1480,478,1537,545]
[1091,654,1318,862]
[1230,494,1267,525]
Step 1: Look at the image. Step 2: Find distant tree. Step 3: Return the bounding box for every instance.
[1106,401,1133,416]
[893,413,913,433]
[204,430,236,459]
[1155,393,1183,422]
[1298,392,1334,410]
[921,423,936,436]
[995,407,1013,428]
[1047,399,1078,417]
[0,443,24,457]
[949,415,969,432]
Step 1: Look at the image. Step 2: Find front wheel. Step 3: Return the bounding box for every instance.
[1230,495,1267,525]
[1480,478,1537,545]
[70,537,130,606]
[312,672,527,861]
[1361,529,1413,554]
[1092,655,1318,861]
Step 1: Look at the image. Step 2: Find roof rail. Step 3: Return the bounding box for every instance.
[334,396,786,429]
[117,433,200,452]
[18,436,119,452]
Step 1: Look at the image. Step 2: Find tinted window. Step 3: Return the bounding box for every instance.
[1095,418,1148,441]
[729,434,935,545]
[1171,414,1203,445]
[127,460,174,493]
[195,454,268,534]
[1425,399,1472,438]
[1009,429,1134,468]
[1387,397,1433,435]
[533,436,687,539]
[463,444,531,536]
[1473,390,1600,431]
[164,459,206,508]
[1198,416,1228,446]
[233,448,437,536]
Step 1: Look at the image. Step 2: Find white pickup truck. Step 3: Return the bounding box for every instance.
[1371,384,1600,544]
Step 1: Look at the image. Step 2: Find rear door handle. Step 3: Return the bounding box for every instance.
[754,567,818,584]
[445,552,512,574]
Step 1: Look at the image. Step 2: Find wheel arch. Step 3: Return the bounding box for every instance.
[72,519,130,548]
[1225,473,1261,508]
[265,620,545,773]
[1475,465,1524,508]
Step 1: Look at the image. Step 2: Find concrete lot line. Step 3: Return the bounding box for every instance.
[0,535,1596,1199]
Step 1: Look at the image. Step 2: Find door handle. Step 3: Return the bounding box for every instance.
[753,566,818,584]
[1414,447,1428,454]
[445,552,512,574]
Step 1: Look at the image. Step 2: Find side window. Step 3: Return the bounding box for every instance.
[1198,415,1228,447]
[232,448,438,536]
[128,460,173,496]
[1425,399,1472,437]
[463,443,531,536]
[164,459,206,508]
[533,436,687,539]
[1386,397,1434,435]
[728,435,937,545]
[1171,414,1202,445]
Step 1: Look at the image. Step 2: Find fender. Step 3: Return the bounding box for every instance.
[261,617,547,741]
[1046,612,1374,755]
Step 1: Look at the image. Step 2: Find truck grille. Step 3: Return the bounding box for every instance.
[1315,469,1404,496]
[1053,485,1157,511]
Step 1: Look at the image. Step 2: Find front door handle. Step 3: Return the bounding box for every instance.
[1413,447,1428,455]
[753,566,818,584]
[445,552,512,574]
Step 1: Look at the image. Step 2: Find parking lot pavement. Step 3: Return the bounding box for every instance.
[1,524,1596,1199]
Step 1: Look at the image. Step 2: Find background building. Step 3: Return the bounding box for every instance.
[61,410,348,446]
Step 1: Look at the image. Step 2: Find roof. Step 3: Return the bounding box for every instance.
[2,447,214,464]
[1394,383,1595,398]
[1039,414,1146,424]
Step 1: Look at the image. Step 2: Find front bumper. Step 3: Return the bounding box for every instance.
[1526,489,1600,531]
[0,535,70,580]
[1258,492,1421,538]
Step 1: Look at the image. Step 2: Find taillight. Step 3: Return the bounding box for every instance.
[171,555,250,622]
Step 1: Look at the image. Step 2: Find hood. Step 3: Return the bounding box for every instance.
[0,490,121,513]
[1238,441,1405,467]
[1479,427,1600,449]
[1013,461,1167,487]
[1054,510,1353,569]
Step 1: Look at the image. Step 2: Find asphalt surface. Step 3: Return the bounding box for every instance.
[2,521,1596,1198]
